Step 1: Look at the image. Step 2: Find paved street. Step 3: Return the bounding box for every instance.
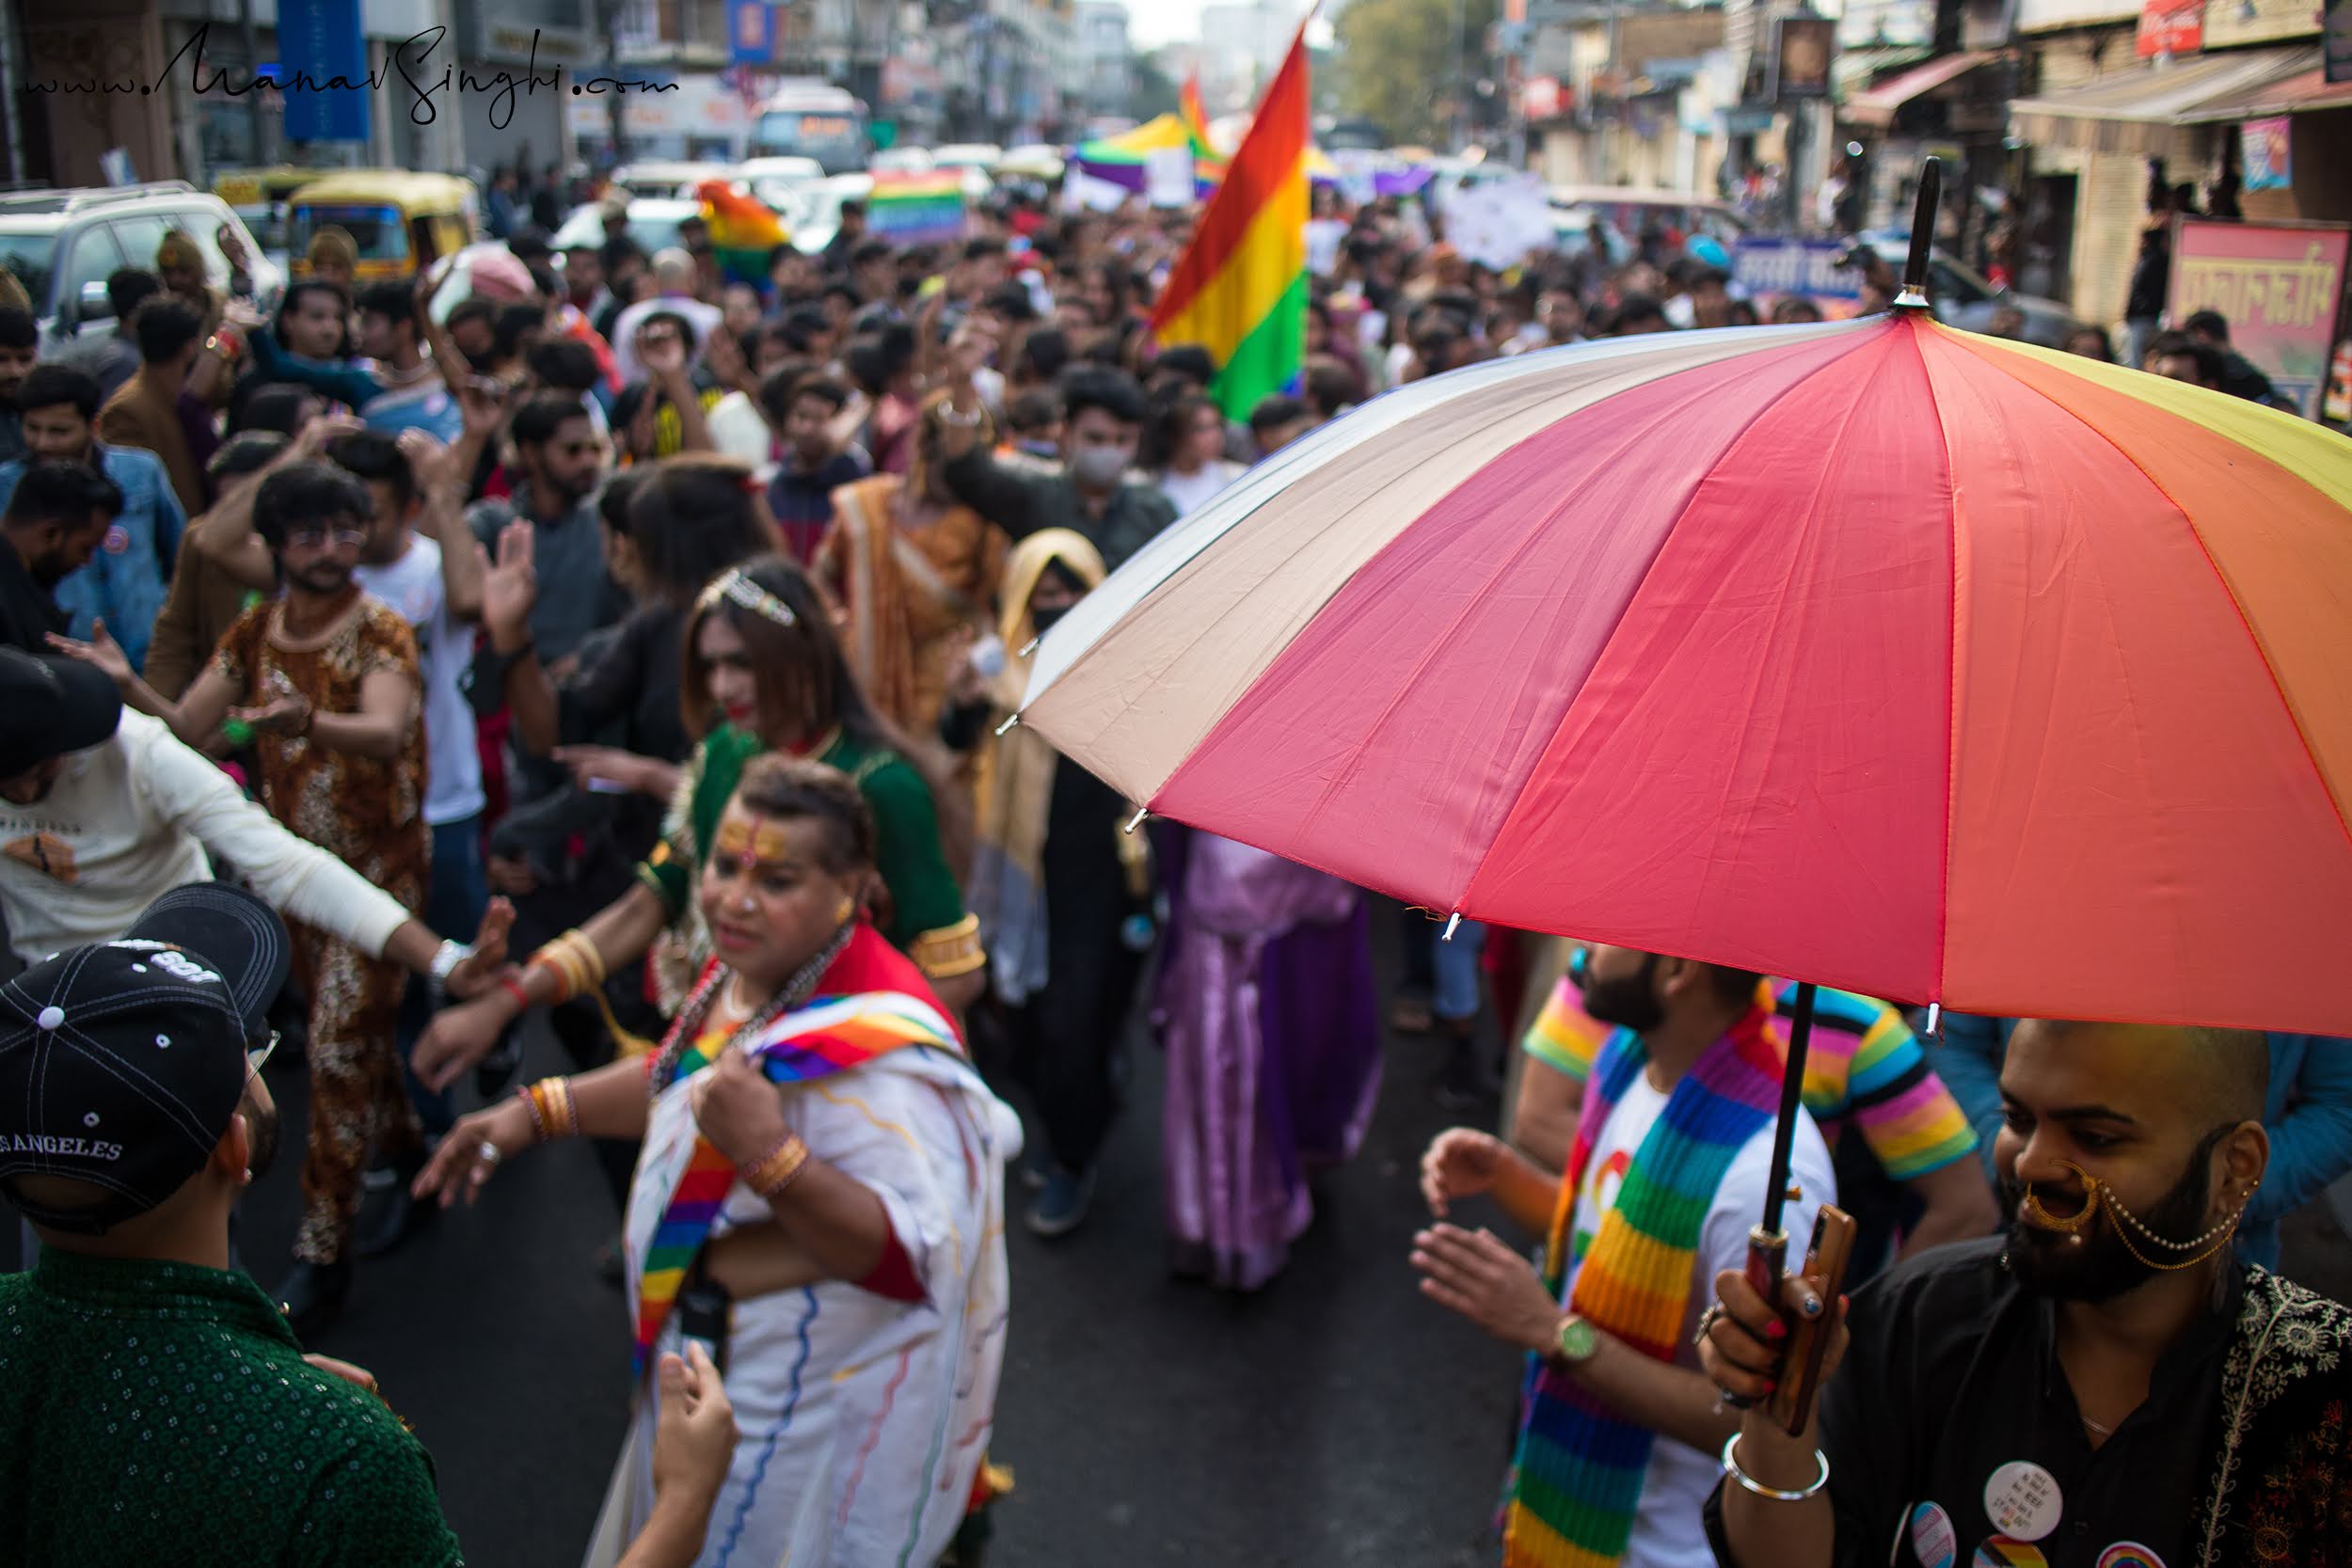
[217,905,1521,1567]
[14,905,2349,1566]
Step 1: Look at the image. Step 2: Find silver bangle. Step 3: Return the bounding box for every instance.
[429,939,471,988]
[1721,1433,1829,1502]
[934,402,983,428]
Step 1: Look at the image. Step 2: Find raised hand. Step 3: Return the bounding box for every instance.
[481,519,537,651]
[228,692,312,737]
[1410,1222,1565,1355]
[1697,1266,1848,1408]
[650,1342,737,1512]
[46,618,133,689]
[412,992,518,1094]
[442,897,516,1000]
[410,1094,538,1207]
[1419,1127,1506,1218]
[691,1045,790,1168]
[458,375,509,438]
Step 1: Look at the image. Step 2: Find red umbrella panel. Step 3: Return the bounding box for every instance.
[1019,311,2352,1037]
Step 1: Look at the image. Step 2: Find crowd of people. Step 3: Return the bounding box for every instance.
[0,166,2344,1567]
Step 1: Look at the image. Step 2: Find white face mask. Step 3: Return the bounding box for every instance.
[1068,444,1131,488]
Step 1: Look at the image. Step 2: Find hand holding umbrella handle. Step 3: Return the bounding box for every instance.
[1724,1226,1789,1409]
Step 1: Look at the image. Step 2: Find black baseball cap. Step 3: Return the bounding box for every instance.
[0,884,289,1234]
[0,647,122,779]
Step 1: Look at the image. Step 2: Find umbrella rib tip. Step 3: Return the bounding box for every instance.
[1441,911,1462,942]
[994,713,1022,737]
[1924,1002,1943,1038]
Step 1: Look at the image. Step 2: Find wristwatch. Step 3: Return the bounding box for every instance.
[1555,1313,1601,1365]
[429,939,472,992]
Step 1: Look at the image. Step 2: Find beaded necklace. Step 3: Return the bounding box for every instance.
[648,920,855,1094]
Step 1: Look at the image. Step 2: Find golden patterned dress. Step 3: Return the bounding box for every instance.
[212,590,429,1263]
[817,475,1008,741]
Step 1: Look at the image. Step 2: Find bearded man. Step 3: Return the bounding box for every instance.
[1699,1018,2352,1568]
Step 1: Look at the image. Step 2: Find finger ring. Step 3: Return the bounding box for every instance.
[1692,1302,1724,1350]
[476,1139,502,1166]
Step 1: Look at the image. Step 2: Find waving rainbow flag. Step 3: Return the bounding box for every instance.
[1149,24,1309,420]
[869,168,968,247]
[695,179,787,288]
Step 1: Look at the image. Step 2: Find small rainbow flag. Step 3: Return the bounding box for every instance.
[868,169,968,247]
[695,179,788,288]
[1149,22,1310,420]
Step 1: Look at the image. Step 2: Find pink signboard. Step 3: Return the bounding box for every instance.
[2169,218,2350,420]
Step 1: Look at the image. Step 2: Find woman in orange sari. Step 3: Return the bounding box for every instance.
[815,391,1009,741]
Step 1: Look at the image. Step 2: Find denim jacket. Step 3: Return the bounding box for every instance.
[0,444,186,673]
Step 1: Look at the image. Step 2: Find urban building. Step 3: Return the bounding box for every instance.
[1075,1,1133,119]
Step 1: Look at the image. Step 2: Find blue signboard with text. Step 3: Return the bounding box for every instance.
[278,0,371,143]
[729,0,776,67]
[1732,236,1863,303]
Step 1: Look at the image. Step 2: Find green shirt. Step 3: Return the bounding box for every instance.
[637,724,967,951]
[0,1249,463,1567]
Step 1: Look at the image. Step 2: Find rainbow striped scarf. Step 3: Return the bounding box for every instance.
[632,988,961,1370]
[1502,1008,1784,1568]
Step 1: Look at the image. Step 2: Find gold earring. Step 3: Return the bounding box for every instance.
[834,896,856,926]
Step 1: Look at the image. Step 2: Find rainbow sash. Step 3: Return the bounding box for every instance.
[1503,1008,1783,1567]
[632,990,961,1370]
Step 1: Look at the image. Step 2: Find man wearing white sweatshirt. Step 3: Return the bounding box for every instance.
[0,647,509,1017]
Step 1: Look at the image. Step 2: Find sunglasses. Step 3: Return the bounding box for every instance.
[287,526,366,547]
[246,1029,280,1077]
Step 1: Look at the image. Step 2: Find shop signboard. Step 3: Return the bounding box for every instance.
[2169,218,2350,420]
[1733,235,1865,310]
[279,0,371,143]
[2137,0,2204,57]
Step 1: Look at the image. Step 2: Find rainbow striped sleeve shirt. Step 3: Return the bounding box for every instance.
[1518,975,1977,1182]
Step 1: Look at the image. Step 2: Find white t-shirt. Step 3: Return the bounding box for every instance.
[1561,1069,1838,1568]
[0,711,411,966]
[1157,460,1243,519]
[355,534,485,827]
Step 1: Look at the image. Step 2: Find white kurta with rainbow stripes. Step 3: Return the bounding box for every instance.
[587,1033,1019,1568]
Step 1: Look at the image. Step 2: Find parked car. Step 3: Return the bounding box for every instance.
[550,198,701,261]
[609,161,733,198]
[1861,233,2075,347]
[0,182,284,352]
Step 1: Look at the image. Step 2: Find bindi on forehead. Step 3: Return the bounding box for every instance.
[714,812,798,868]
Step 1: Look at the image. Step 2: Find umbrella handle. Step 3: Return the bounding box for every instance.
[1721,1225,1788,1411]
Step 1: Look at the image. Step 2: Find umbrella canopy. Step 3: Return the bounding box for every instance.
[1019,311,2352,1037]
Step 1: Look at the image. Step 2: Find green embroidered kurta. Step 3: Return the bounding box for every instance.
[636,724,977,978]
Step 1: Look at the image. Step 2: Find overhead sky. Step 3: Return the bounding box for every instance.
[1128,0,1208,46]
[1127,0,1324,50]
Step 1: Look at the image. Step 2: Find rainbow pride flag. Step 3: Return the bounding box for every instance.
[868,168,967,247]
[1149,24,1309,420]
[695,179,788,289]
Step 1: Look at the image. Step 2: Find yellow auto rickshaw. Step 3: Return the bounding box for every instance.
[285,171,480,282]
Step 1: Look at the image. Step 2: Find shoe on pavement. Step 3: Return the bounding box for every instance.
[1025,1166,1097,1239]
[276,1259,353,1340]
[355,1153,433,1259]
[1018,1143,1052,1191]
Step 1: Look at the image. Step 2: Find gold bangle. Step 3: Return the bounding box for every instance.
[559,929,608,990]
[743,1134,810,1199]
[525,953,575,1006]
[524,1078,580,1141]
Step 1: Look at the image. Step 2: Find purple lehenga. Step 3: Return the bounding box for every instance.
[1153,828,1382,1290]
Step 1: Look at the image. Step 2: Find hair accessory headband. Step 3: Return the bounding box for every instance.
[697,568,797,628]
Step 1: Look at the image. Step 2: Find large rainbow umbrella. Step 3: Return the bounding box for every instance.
[1015,290,2352,1042]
